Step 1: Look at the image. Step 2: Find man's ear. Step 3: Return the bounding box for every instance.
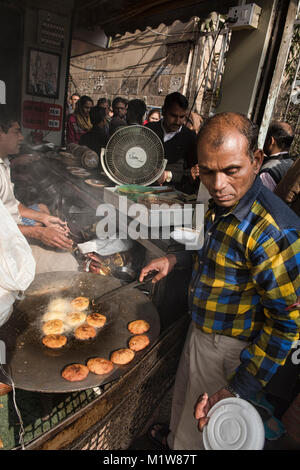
[253,149,264,174]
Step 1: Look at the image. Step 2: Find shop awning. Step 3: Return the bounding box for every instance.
[74,0,233,37]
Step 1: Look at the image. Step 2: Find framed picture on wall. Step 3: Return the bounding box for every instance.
[27,48,61,99]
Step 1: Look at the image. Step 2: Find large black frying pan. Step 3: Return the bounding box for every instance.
[0,272,160,393]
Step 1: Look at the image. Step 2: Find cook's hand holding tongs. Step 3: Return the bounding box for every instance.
[92,270,158,307]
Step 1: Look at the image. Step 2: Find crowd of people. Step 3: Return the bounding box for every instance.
[66,93,164,142]
[65,90,300,201]
[65,91,203,193]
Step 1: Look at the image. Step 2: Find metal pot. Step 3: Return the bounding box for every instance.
[111,266,136,283]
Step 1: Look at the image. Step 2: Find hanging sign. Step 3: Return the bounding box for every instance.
[22,100,62,131]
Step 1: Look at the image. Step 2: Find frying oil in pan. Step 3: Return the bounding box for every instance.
[3,273,160,393]
[33,295,114,353]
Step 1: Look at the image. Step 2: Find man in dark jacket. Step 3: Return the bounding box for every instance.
[109,97,128,136]
[145,92,197,192]
[260,121,297,191]
[126,99,147,126]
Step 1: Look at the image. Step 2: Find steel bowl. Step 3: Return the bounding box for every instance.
[111,266,137,283]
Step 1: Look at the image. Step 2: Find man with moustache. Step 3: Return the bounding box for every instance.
[140,112,300,450]
[109,96,128,136]
[145,92,197,191]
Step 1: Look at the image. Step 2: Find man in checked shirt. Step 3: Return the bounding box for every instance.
[140,112,300,450]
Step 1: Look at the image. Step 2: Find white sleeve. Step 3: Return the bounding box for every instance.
[0,199,35,325]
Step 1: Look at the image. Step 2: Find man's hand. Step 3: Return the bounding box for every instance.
[194,388,234,432]
[33,226,74,251]
[41,214,70,233]
[18,203,69,234]
[139,254,177,284]
[156,171,172,186]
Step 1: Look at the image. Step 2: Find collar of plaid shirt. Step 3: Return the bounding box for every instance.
[207,175,261,222]
[189,176,300,399]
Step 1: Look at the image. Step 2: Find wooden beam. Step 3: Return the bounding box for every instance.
[258,0,298,147]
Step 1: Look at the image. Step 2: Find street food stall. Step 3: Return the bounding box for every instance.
[0,0,299,451]
[0,129,193,450]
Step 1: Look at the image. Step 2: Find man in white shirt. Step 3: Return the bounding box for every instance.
[0,106,77,273]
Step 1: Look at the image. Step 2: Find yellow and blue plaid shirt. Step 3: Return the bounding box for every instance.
[185,177,300,399]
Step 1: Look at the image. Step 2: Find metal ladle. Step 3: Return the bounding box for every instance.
[92,270,158,307]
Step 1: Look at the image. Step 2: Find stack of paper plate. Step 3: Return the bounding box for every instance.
[171,226,200,244]
[203,398,265,450]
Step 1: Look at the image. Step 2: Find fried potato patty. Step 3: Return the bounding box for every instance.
[62,363,89,382]
[110,348,135,365]
[42,334,67,349]
[70,296,89,311]
[128,320,150,334]
[74,323,96,340]
[86,313,107,328]
[87,358,114,375]
[42,319,64,335]
[128,335,150,351]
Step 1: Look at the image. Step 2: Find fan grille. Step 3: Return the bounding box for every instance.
[104,125,165,185]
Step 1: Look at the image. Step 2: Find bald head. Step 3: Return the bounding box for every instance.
[196,113,264,208]
[197,112,259,161]
[264,120,294,156]
[275,121,294,135]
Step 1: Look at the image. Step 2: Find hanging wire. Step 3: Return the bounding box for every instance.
[70,54,167,73]
[0,364,26,450]
[208,28,231,116]
[145,26,183,37]
[186,20,227,124]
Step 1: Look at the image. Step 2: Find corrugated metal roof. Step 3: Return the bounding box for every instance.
[74,0,233,36]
